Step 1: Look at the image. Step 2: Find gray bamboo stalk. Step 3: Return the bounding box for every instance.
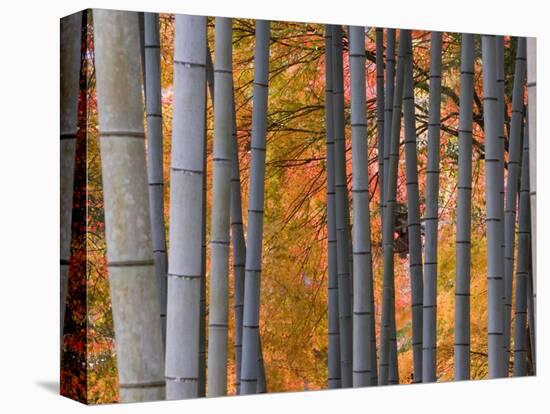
[331,25,353,388]
[422,31,442,383]
[495,36,507,374]
[198,109,208,397]
[240,20,270,395]
[526,37,536,359]
[376,28,385,220]
[60,11,82,345]
[93,10,165,402]
[503,37,526,370]
[379,30,407,386]
[349,25,374,388]
[382,28,396,205]
[144,12,168,344]
[380,29,395,272]
[513,112,529,377]
[165,14,207,400]
[526,240,535,374]
[482,34,505,379]
[230,84,246,393]
[324,25,342,389]
[201,47,215,398]
[383,29,399,384]
[522,106,536,374]
[402,32,424,384]
[454,33,474,382]
[207,17,233,397]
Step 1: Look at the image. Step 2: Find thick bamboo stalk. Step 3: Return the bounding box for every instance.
[93,10,165,402]
[526,38,536,365]
[240,20,270,395]
[402,32,424,384]
[60,11,82,345]
[144,12,168,344]
[454,33,474,381]
[503,37,526,370]
[349,25,374,388]
[422,31,442,383]
[207,17,233,397]
[165,14,207,400]
[513,112,529,377]
[324,25,342,390]
[331,25,353,388]
[380,29,407,386]
[482,34,505,379]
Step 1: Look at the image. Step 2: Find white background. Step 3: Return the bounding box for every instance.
[0,0,546,412]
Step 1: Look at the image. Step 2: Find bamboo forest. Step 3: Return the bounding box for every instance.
[60,9,537,404]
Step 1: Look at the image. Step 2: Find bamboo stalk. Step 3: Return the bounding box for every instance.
[324,25,342,390]
[165,14,207,399]
[503,37,526,371]
[526,38,536,368]
[207,17,233,397]
[349,24,374,388]
[402,32,424,383]
[240,20,271,395]
[482,34,505,379]
[513,110,529,377]
[422,31,442,383]
[144,12,168,345]
[331,25,353,388]
[454,33,474,381]
[94,10,165,402]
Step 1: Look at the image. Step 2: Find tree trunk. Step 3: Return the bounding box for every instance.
[240,20,270,395]
[513,111,529,377]
[93,10,165,402]
[422,31,442,383]
[380,29,408,386]
[165,14,207,400]
[143,12,168,345]
[503,37,526,371]
[402,32,424,384]
[331,25,353,388]
[481,34,505,379]
[526,38,536,368]
[207,17,233,397]
[324,25,342,390]
[453,33,474,381]
[60,11,82,346]
[349,25,374,388]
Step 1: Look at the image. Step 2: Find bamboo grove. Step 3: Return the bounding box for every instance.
[60,10,537,403]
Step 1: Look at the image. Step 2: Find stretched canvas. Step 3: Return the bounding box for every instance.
[60,8,537,404]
